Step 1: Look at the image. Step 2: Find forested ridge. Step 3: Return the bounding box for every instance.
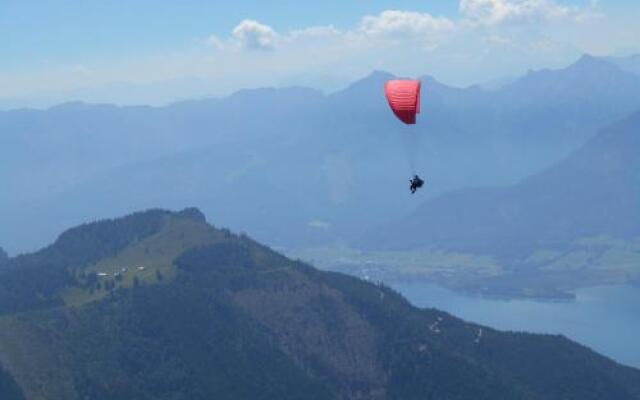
[0,209,638,400]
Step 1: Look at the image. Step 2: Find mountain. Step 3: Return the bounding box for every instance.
[478,75,517,90]
[605,54,640,77]
[3,55,640,254]
[0,88,324,206]
[0,247,7,263]
[0,208,639,400]
[357,109,640,296]
[360,109,640,251]
[495,55,640,150]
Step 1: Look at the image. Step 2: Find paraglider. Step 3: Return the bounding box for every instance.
[384,79,425,194]
[384,79,421,125]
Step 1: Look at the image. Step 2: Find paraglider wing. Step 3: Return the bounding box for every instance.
[384,80,421,124]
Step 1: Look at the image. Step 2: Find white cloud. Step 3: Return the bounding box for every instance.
[358,10,455,37]
[210,3,588,57]
[209,2,593,57]
[459,0,580,26]
[352,10,456,51]
[211,11,456,53]
[231,19,277,51]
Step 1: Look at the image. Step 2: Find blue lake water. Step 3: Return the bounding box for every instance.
[393,283,640,369]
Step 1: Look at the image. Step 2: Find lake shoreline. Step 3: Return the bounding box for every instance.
[392,282,640,369]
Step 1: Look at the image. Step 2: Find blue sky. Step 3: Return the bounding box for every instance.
[2,1,458,67]
[1,0,639,107]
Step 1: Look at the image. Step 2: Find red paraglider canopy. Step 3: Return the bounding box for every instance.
[384,80,421,124]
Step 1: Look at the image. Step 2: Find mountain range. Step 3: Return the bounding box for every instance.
[356,105,640,297]
[606,54,640,76]
[360,109,640,251]
[0,209,639,399]
[3,55,640,254]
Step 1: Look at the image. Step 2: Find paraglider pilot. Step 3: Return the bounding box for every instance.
[409,175,424,194]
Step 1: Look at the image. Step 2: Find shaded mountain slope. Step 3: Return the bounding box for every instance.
[353,109,640,297]
[0,368,23,400]
[359,110,640,255]
[0,209,639,399]
[605,54,640,77]
[0,247,7,264]
[4,56,640,254]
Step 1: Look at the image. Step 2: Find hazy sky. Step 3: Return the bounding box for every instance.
[1,0,639,107]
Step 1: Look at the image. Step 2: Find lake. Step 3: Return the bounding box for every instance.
[393,283,640,369]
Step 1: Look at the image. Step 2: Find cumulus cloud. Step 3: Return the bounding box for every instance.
[459,0,580,26]
[358,10,456,37]
[350,10,457,50]
[211,2,588,55]
[231,19,277,51]
[211,11,456,52]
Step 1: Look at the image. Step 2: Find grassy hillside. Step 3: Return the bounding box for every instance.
[0,209,639,399]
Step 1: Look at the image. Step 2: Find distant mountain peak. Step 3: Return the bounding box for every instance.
[603,53,640,77]
[346,70,395,88]
[418,74,465,91]
[328,70,396,100]
[517,54,618,79]
[52,208,207,258]
[418,74,442,85]
[175,207,207,223]
[567,53,621,73]
[499,53,640,101]
[368,70,396,80]
[577,53,598,62]
[48,101,119,112]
